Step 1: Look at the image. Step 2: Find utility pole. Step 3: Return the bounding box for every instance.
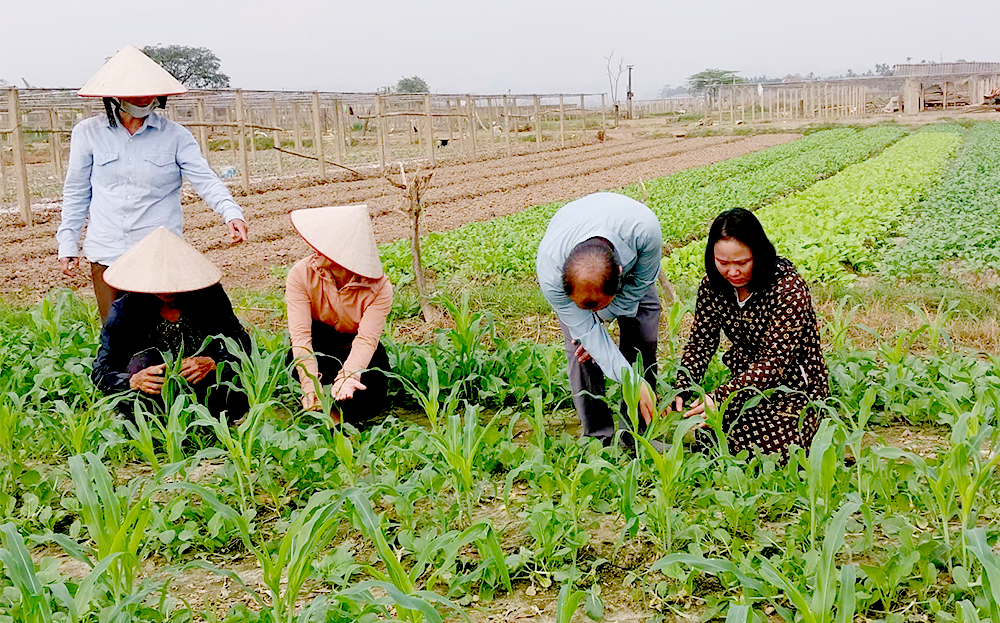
[626,64,634,120]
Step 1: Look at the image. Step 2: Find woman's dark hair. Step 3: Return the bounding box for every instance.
[562,237,619,297]
[102,96,169,128]
[705,208,777,293]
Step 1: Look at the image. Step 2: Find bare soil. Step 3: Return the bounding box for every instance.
[0,132,797,304]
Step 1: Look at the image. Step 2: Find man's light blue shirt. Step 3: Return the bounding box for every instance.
[57,112,244,264]
[536,192,662,383]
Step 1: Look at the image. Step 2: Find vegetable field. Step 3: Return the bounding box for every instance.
[2,122,999,623]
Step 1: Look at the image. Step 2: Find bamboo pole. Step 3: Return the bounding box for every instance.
[312,92,326,178]
[503,95,512,157]
[600,93,606,131]
[248,106,257,160]
[7,89,31,225]
[48,109,63,180]
[196,100,209,155]
[534,95,542,149]
[446,98,454,144]
[269,98,283,175]
[424,94,435,165]
[559,95,566,146]
[292,103,302,149]
[466,95,476,159]
[332,99,344,165]
[0,132,7,199]
[487,97,495,150]
[234,90,251,194]
[376,95,386,173]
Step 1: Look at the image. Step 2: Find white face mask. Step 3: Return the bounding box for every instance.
[117,99,158,118]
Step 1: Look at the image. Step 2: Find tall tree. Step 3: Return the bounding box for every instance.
[687,69,743,99]
[141,45,230,88]
[395,76,429,93]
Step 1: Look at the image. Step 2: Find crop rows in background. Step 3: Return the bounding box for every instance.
[379,127,906,285]
[661,129,963,287]
[882,121,1000,279]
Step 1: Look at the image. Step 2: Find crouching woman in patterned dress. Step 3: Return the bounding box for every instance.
[672,208,829,459]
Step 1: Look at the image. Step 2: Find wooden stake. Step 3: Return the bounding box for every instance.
[332,99,344,164]
[376,95,386,174]
[423,94,434,165]
[446,98,454,144]
[196,99,209,155]
[558,95,565,147]
[0,132,7,199]
[487,97,495,150]
[250,107,259,160]
[226,105,237,170]
[269,98,283,175]
[534,95,542,150]
[503,95,512,157]
[463,96,473,158]
[48,108,63,180]
[7,89,31,225]
[292,102,302,149]
[234,90,251,194]
[601,93,607,131]
[311,92,326,178]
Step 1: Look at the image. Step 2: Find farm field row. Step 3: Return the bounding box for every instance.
[0,133,795,301]
[883,121,1000,280]
[661,129,964,286]
[380,126,906,284]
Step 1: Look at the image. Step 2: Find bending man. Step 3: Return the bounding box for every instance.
[536,192,662,445]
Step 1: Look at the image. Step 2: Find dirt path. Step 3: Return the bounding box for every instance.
[0,133,798,303]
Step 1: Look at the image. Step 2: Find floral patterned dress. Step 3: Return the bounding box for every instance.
[678,258,829,458]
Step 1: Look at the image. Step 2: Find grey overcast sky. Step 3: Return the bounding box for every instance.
[1,0,998,98]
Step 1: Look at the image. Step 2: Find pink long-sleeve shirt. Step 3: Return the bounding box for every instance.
[285,254,393,393]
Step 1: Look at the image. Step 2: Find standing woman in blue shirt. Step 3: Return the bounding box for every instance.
[56,45,248,321]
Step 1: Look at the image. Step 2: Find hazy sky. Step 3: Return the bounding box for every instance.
[2,0,998,99]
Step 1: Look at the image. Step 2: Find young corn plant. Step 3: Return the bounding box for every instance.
[390,354,462,432]
[554,579,604,623]
[875,411,1000,572]
[757,501,861,623]
[42,453,163,605]
[171,484,350,623]
[420,403,503,527]
[191,400,266,521]
[346,487,469,623]
[959,528,1000,623]
[0,522,57,623]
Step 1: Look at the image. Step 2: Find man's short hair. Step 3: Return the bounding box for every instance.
[562,237,618,296]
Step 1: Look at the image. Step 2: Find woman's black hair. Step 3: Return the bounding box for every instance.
[704,208,777,293]
[102,96,169,128]
[103,98,118,127]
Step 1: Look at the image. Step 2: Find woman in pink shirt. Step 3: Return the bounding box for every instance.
[285,205,393,424]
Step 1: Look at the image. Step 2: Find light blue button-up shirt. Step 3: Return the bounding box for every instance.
[536,192,662,383]
[57,112,244,264]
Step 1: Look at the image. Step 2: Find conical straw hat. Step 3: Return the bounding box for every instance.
[103,227,222,293]
[290,205,383,279]
[78,45,188,98]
